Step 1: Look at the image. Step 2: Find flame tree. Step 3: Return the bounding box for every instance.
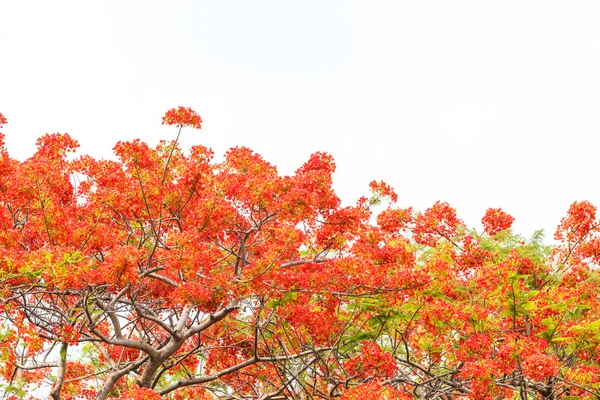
[1,110,600,399]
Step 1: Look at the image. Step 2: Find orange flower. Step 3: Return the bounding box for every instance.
[369,180,398,202]
[555,200,597,242]
[482,207,514,236]
[162,106,202,129]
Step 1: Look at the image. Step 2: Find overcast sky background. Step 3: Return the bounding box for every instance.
[1,1,599,239]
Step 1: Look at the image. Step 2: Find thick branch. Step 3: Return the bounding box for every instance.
[49,342,68,400]
[96,357,149,400]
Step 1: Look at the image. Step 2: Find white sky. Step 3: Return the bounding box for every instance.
[1,1,599,239]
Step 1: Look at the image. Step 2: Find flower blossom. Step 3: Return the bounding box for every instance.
[482,207,514,235]
[162,106,202,129]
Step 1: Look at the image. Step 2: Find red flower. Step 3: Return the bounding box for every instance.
[413,201,462,246]
[369,180,398,202]
[482,208,514,235]
[162,106,202,129]
[555,200,597,242]
[345,341,397,379]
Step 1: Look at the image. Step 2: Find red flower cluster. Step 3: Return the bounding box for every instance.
[369,180,398,202]
[162,106,202,129]
[123,386,163,400]
[500,250,537,275]
[521,351,559,381]
[377,207,414,233]
[459,333,493,361]
[413,201,462,246]
[345,341,397,379]
[53,324,81,345]
[0,112,6,140]
[482,208,514,235]
[555,200,597,242]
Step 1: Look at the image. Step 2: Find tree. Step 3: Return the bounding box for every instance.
[1,109,600,399]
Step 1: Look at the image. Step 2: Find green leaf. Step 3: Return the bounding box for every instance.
[523,290,539,298]
[351,332,376,342]
[541,317,554,326]
[267,291,298,308]
[508,273,530,281]
[521,301,536,311]
[588,319,600,330]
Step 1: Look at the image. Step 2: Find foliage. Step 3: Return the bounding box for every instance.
[1,110,600,399]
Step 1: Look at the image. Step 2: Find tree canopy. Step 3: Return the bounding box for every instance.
[1,109,600,399]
